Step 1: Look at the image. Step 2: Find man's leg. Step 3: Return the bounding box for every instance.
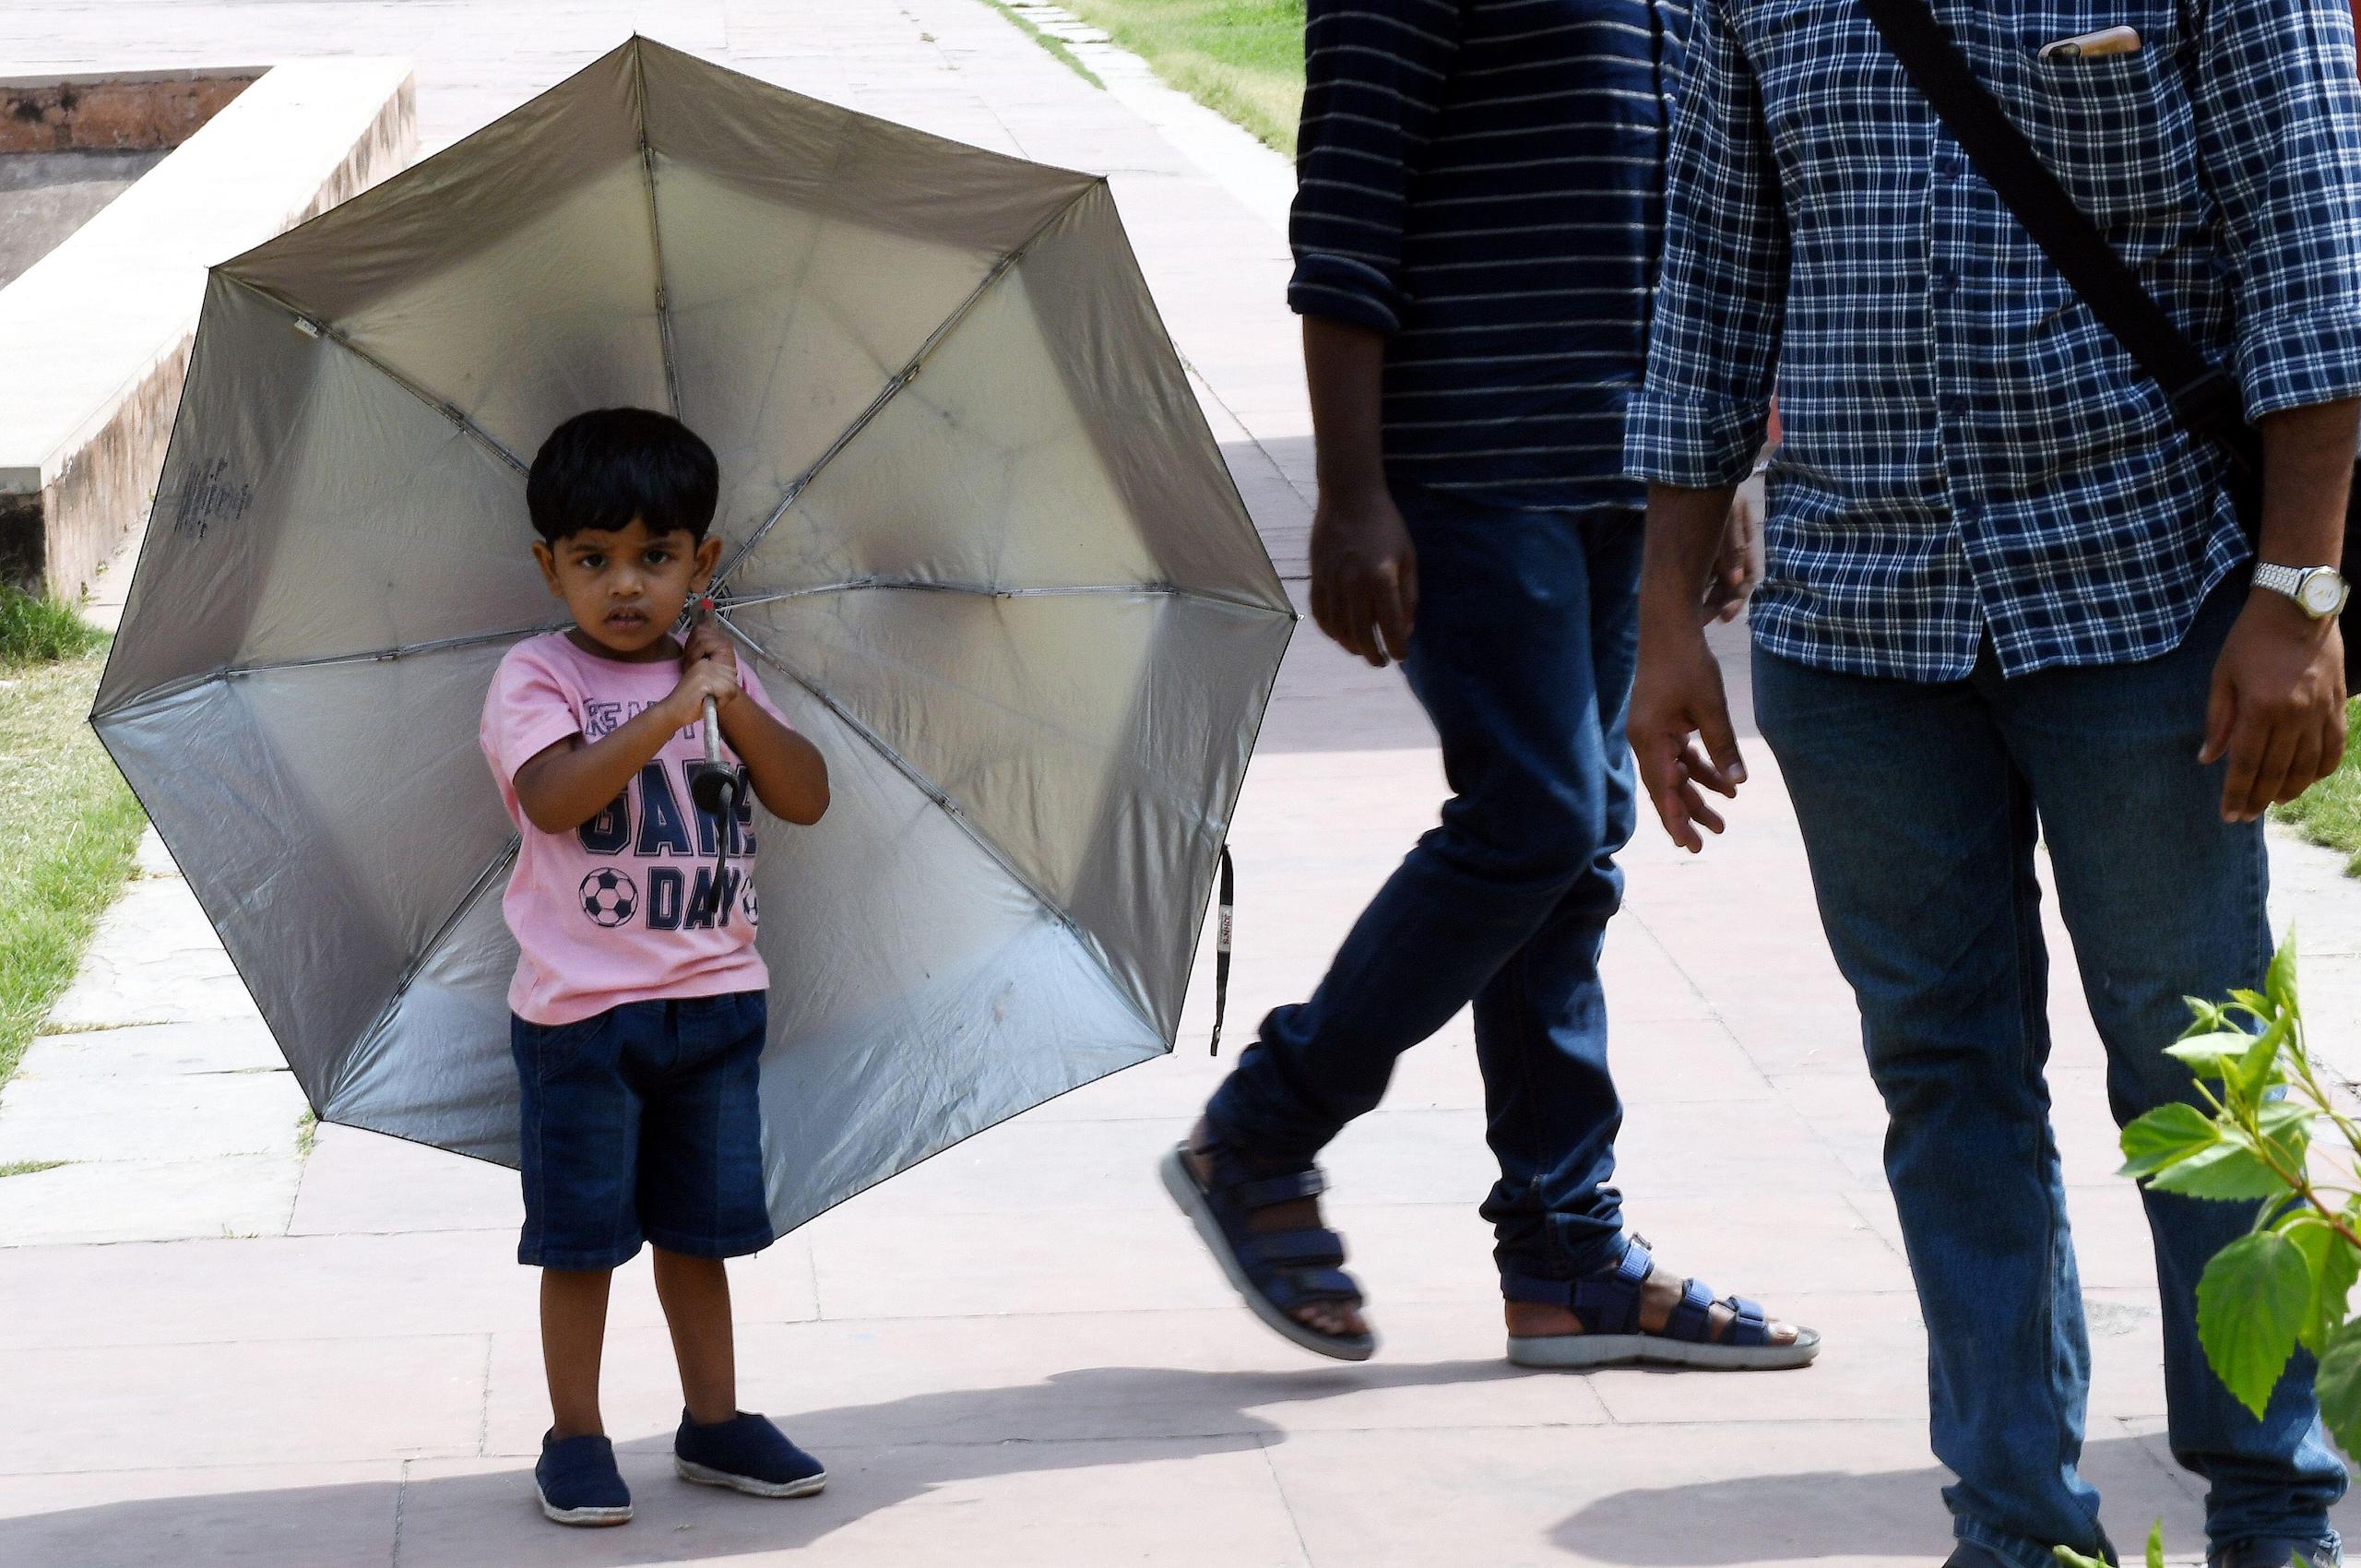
[1755,645,2109,1568]
[1995,583,2345,1562]
[1206,488,1631,1174]
[1469,506,1642,1278]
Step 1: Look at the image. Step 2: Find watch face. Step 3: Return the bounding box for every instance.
[2301,572,2347,616]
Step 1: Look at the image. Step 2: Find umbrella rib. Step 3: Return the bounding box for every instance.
[225,277,530,477]
[710,185,1096,589]
[723,623,1159,1043]
[97,621,575,718]
[631,42,684,418]
[718,578,1286,616]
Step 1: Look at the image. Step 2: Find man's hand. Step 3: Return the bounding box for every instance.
[1633,481,1753,852]
[1310,486,1418,667]
[1630,621,1749,852]
[2201,590,2346,822]
[1701,483,1763,625]
[2206,397,2361,822]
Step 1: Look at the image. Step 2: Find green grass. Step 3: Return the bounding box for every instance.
[0,1160,66,1179]
[0,588,105,666]
[2276,697,2361,873]
[1050,0,1305,152]
[985,0,1109,89]
[0,614,147,1095]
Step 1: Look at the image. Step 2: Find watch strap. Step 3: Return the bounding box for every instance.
[2254,563,2304,599]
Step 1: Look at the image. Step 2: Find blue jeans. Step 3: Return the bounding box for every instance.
[1754,583,2344,1568]
[1205,484,1641,1279]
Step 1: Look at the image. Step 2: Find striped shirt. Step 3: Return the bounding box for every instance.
[1288,0,1690,508]
[1624,0,2361,680]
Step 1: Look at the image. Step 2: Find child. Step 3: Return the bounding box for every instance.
[480,407,831,1526]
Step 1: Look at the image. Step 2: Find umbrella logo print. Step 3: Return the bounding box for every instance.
[579,868,639,929]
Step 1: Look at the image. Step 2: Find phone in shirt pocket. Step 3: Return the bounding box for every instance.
[2018,9,2200,229]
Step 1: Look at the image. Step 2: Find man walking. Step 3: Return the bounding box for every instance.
[1624,0,2361,1558]
[1160,0,1813,1372]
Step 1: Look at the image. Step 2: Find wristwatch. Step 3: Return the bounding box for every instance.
[2253,563,2351,620]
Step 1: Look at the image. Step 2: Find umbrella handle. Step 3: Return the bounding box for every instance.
[686,599,738,919]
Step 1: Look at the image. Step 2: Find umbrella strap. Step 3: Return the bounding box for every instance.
[1210,845,1236,1056]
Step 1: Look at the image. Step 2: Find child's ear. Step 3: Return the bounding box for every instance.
[531,540,562,595]
[694,533,724,586]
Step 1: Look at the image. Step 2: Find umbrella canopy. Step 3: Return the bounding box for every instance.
[92,37,1292,1232]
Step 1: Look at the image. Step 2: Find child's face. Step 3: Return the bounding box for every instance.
[532,516,724,660]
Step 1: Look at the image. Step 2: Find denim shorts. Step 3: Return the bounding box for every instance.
[511,990,776,1271]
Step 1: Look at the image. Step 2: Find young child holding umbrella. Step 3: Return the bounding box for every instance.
[479,407,831,1526]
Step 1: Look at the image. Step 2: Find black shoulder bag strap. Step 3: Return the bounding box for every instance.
[1857,0,2361,680]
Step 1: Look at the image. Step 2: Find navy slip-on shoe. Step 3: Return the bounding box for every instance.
[673,1409,827,1498]
[535,1431,632,1526]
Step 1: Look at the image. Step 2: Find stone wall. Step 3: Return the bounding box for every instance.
[0,70,260,153]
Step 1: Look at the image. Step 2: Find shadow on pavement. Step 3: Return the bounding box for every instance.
[1555,1433,2192,1564]
[0,1360,1522,1567]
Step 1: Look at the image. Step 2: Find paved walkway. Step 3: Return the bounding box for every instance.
[2,2,2359,1563]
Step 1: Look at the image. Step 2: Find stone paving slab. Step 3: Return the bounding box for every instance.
[0,1333,489,1472]
[0,1154,300,1246]
[283,1123,521,1237]
[41,872,265,1029]
[11,1017,283,1079]
[0,833,303,1245]
[0,1461,404,1568]
[0,1068,304,1163]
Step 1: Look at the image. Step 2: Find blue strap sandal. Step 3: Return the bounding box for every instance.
[1159,1141,1376,1361]
[1503,1236,1820,1371]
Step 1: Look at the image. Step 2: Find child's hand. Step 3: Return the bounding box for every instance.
[670,646,742,724]
[681,617,739,674]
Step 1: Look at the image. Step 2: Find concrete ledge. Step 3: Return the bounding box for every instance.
[0,58,417,597]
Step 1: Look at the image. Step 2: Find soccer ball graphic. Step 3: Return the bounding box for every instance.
[579,868,637,928]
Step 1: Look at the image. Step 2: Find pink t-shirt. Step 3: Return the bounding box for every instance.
[480,632,789,1026]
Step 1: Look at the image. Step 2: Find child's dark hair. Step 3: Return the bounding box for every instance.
[527,408,719,543]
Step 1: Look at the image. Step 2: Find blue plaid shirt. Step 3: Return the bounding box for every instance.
[1624,0,2361,679]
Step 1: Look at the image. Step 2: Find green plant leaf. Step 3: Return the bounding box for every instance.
[2257,1099,2314,1137]
[2267,935,2299,1016]
[2234,1015,2294,1099]
[2144,1520,2164,1568]
[2166,1031,2263,1081]
[2146,1135,2291,1201]
[2281,1211,2361,1354]
[2316,1316,2361,1458]
[2197,1230,2312,1418]
[2050,1548,2109,1567]
[2119,1102,2218,1178]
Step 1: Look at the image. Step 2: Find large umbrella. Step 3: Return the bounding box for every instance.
[92,37,1292,1231]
